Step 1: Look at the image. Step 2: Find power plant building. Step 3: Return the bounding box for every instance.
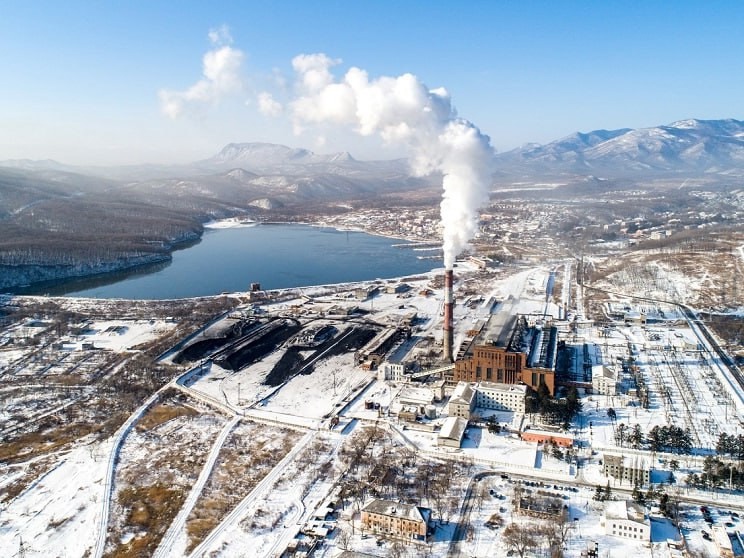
[451,314,558,395]
[449,381,526,418]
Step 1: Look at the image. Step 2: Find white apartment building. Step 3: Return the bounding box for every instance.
[602,500,650,541]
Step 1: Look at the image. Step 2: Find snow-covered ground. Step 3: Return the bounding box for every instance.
[0,442,111,556]
[77,319,176,352]
[3,259,744,558]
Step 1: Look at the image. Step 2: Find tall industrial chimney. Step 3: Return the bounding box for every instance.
[443,268,454,362]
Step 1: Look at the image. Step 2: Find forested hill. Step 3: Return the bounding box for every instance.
[0,155,429,291]
[0,167,211,290]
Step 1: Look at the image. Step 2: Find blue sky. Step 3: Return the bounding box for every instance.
[2,1,743,165]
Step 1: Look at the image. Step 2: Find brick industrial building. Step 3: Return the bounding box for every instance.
[450,314,557,395]
[360,499,431,542]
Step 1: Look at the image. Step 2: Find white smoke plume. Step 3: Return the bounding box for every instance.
[159,28,244,119]
[257,91,283,116]
[289,54,494,269]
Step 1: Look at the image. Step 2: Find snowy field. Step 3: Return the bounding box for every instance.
[3,259,744,558]
[0,442,111,556]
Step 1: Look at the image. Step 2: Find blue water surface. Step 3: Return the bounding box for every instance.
[51,224,439,299]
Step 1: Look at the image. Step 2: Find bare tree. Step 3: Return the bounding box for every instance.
[336,527,353,551]
[502,523,539,558]
[548,511,573,551]
[474,482,488,511]
[388,541,407,558]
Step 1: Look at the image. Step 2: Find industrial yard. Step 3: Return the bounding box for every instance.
[5,3,744,557]
[2,246,744,558]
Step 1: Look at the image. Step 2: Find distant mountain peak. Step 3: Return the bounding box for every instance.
[670,118,703,129]
[204,142,358,171]
[668,117,743,129]
[223,168,258,181]
[498,117,744,174]
[327,151,356,163]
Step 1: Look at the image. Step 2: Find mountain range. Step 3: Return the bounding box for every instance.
[497,118,744,174]
[3,118,744,183]
[1,117,742,291]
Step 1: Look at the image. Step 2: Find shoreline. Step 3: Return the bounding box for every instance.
[11,263,451,304]
[206,216,439,247]
[7,220,445,299]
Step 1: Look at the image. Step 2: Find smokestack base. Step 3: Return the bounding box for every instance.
[443,269,454,362]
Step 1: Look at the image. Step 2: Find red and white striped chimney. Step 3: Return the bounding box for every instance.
[443,268,454,362]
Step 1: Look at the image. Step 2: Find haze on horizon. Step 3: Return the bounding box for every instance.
[2,1,743,167]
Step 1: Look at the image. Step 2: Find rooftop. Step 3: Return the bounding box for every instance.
[451,382,475,404]
[466,314,557,370]
[361,499,431,524]
[604,500,647,523]
[439,416,468,441]
[478,381,527,394]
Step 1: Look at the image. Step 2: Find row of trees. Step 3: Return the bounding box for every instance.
[686,456,744,490]
[716,432,744,460]
[614,422,693,454]
[527,384,582,430]
[614,423,644,449]
[647,425,693,454]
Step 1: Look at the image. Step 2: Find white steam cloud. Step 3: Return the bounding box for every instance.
[288,54,494,268]
[158,38,493,266]
[159,28,244,119]
[257,91,283,116]
[207,24,233,46]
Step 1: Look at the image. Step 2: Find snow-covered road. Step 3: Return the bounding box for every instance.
[153,415,241,558]
[187,430,317,558]
[93,389,164,558]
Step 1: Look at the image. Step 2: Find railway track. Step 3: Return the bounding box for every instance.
[680,305,744,395]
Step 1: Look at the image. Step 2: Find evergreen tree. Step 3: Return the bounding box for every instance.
[632,482,645,505]
[615,423,628,447]
[593,484,604,501]
[717,432,731,455]
[645,484,657,503]
[647,425,661,452]
[566,386,582,418]
[536,382,551,407]
[629,424,644,449]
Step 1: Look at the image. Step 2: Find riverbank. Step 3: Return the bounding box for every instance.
[1,253,171,293]
[208,216,439,248]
